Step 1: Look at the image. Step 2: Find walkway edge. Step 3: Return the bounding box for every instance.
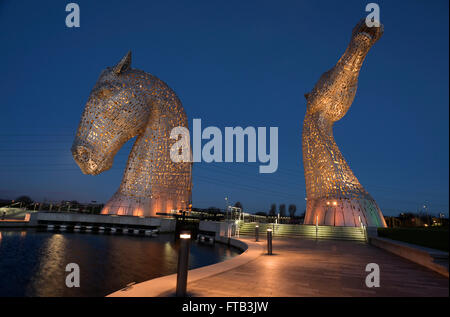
[107,237,263,297]
[369,236,449,278]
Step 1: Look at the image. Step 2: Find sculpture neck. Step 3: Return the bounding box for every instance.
[337,37,373,73]
[315,113,333,135]
[118,106,166,197]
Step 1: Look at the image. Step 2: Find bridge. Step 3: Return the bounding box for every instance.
[237,222,367,242]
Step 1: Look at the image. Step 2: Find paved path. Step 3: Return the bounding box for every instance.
[186,238,448,297]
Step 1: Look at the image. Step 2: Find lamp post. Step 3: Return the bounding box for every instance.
[176,232,191,297]
[267,228,273,255]
[332,201,337,226]
[224,196,229,221]
[316,215,318,238]
[255,225,259,242]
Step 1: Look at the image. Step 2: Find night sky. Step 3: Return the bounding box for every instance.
[0,0,448,216]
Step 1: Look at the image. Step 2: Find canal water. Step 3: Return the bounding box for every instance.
[0,229,241,297]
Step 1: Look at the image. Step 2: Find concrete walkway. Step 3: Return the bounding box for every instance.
[184,238,448,297]
[110,237,448,297]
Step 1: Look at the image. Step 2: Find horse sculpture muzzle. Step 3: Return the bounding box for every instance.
[71,143,112,175]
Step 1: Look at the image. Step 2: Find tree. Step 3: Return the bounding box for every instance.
[15,195,33,205]
[279,204,286,217]
[255,211,267,216]
[288,204,297,218]
[269,204,276,216]
[70,200,79,209]
[206,207,221,214]
[234,201,243,212]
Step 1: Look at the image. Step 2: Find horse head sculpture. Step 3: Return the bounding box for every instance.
[302,19,387,227]
[72,51,192,217]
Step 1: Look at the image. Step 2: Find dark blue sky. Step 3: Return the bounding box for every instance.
[0,0,448,216]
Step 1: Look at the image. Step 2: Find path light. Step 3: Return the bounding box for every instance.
[255,225,259,242]
[176,232,191,297]
[316,215,319,238]
[267,228,273,255]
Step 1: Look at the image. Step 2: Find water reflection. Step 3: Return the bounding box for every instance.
[29,234,67,296]
[0,229,241,297]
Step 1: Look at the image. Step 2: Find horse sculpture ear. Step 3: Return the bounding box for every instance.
[113,51,132,75]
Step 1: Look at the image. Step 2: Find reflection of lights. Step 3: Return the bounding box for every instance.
[332,201,337,206]
[326,201,330,205]
[31,233,67,296]
[162,241,176,264]
[20,231,27,238]
[262,256,278,269]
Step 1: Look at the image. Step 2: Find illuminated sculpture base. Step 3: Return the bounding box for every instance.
[101,192,186,217]
[304,197,386,227]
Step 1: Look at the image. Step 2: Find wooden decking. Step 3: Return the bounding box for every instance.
[185,237,448,297]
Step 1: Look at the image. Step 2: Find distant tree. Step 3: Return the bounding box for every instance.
[234,201,243,211]
[15,195,33,205]
[206,207,221,214]
[255,211,267,216]
[398,212,420,227]
[279,204,286,217]
[288,204,297,218]
[269,204,276,216]
[91,204,104,214]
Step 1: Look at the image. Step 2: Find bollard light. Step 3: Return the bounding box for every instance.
[180,233,191,239]
[255,225,259,242]
[176,231,191,297]
[267,228,273,255]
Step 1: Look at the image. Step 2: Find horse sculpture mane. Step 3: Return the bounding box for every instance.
[72,52,192,217]
[302,20,387,227]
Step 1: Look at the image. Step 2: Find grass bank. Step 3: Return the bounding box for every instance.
[378,227,449,252]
